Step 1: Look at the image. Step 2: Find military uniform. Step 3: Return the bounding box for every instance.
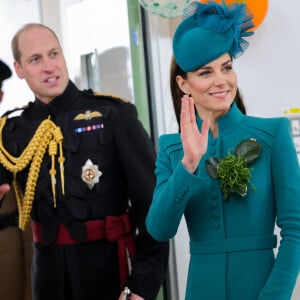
[0,59,33,300]
[0,189,33,300]
[0,81,169,300]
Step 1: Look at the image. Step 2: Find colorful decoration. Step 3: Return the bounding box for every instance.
[201,0,268,30]
[81,159,102,189]
[74,123,104,134]
[139,0,268,26]
[138,0,193,18]
[206,139,262,200]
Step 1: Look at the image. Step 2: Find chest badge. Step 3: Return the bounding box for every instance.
[81,159,102,189]
[74,110,102,120]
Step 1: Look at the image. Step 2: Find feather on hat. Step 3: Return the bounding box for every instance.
[173,1,254,72]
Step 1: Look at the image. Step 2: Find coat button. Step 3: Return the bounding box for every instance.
[209,139,217,146]
[213,221,220,230]
[211,210,219,219]
[212,191,218,198]
[175,186,188,203]
[211,200,218,209]
[209,149,216,156]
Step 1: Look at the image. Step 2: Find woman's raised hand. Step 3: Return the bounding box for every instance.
[180,95,210,173]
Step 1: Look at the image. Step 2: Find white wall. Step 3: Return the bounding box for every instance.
[0,0,133,112]
[144,1,300,299]
[234,2,300,118]
[0,0,41,115]
[64,0,133,101]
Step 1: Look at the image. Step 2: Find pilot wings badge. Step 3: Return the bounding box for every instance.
[74,110,102,121]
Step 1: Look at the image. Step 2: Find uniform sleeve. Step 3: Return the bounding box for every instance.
[258,118,300,299]
[113,103,169,300]
[146,135,205,241]
[0,166,12,185]
[0,132,14,207]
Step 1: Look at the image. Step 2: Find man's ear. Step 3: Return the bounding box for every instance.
[14,61,24,79]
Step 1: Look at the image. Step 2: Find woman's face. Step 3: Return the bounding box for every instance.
[176,53,237,119]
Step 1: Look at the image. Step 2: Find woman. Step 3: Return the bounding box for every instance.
[146,1,300,299]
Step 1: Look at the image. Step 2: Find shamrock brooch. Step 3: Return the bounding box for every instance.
[205,139,262,201]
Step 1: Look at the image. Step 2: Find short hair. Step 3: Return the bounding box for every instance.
[11,23,60,63]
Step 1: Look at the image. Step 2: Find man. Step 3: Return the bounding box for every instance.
[0,23,169,300]
[0,59,32,300]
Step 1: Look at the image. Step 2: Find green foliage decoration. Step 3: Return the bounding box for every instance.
[205,139,262,201]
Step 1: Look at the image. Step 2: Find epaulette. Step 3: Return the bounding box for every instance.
[1,102,32,118]
[83,89,129,103]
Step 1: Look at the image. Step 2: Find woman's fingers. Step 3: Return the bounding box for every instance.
[201,118,210,137]
[188,96,196,125]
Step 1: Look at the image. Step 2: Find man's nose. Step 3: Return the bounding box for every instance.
[43,58,55,72]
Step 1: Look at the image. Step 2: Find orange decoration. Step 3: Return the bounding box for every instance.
[201,0,268,30]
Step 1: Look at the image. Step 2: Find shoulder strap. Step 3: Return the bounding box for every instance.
[83,89,129,103]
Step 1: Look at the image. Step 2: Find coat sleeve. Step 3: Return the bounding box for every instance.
[113,103,169,300]
[146,134,206,241]
[258,118,300,299]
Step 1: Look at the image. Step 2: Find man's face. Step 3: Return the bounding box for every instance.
[14,26,69,104]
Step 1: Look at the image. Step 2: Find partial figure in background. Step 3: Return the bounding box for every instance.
[0,23,169,300]
[0,59,32,300]
[0,60,12,102]
[146,1,300,300]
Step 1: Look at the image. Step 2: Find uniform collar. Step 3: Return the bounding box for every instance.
[34,80,79,118]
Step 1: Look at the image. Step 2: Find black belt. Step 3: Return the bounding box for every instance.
[0,211,19,230]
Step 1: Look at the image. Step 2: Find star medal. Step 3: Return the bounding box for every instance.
[81,159,102,189]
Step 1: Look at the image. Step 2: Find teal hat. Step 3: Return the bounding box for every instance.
[173,1,254,72]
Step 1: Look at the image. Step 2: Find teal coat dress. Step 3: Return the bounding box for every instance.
[146,103,300,300]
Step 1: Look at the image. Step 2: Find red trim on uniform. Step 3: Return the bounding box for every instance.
[32,213,136,288]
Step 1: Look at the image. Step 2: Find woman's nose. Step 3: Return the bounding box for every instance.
[213,74,226,86]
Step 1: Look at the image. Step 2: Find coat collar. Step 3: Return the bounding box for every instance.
[196,102,244,137]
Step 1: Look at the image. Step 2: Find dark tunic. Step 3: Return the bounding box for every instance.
[0,81,169,300]
[0,189,32,300]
